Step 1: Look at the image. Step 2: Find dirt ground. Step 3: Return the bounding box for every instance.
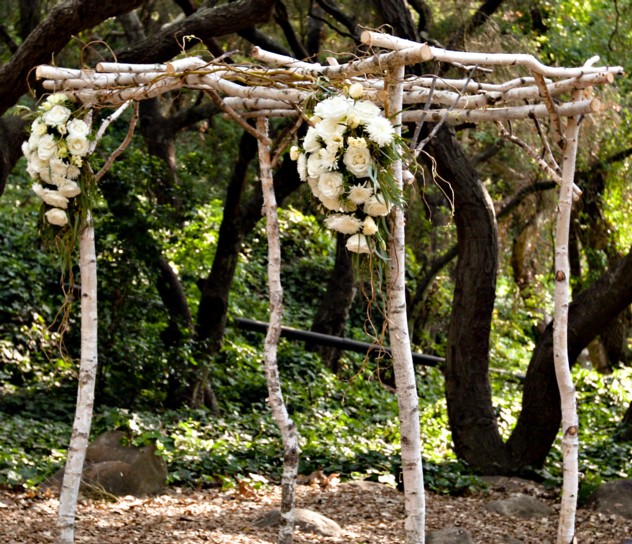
[0,478,629,544]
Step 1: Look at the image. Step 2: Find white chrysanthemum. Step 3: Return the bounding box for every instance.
[318,147,339,171]
[49,157,68,177]
[352,100,381,123]
[67,133,90,156]
[42,104,71,127]
[346,233,372,254]
[347,183,373,204]
[343,146,372,178]
[303,126,321,153]
[66,118,90,137]
[314,95,352,121]
[297,153,308,181]
[67,164,81,180]
[325,214,362,234]
[362,216,378,235]
[44,208,69,227]
[348,82,364,99]
[364,116,395,147]
[58,181,81,198]
[317,171,344,199]
[364,193,392,216]
[307,153,324,178]
[37,134,57,161]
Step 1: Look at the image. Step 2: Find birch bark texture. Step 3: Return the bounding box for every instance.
[386,64,426,544]
[553,102,582,544]
[57,214,98,544]
[256,117,300,544]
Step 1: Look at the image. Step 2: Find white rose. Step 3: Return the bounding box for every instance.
[302,126,321,153]
[289,145,301,161]
[21,141,31,157]
[37,134,57,161]
[346,233,372,254]
[307,153,324,178]
[319,194,344,211]
[348,82,364,99]
[364,116,395,147]
[352,100,381,123]
[59,181,81,198]
[45,208,69,227]
[324,213,362,234]
[364,193,392,216]
[343,146,373,178]
[42,104,71,127]
[317,171,344,199]
[347,136,368,148]
[316,118,345,146]
[362,216,379,235]
[66,118,90,137]
[67,133,90,156]
[297,153,308,182]
[347,183,373,204]
[31,120,48,136]
[307,176,321,197]
[314,95,352,121]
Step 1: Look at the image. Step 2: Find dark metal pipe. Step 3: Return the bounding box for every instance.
[232,317,445,367]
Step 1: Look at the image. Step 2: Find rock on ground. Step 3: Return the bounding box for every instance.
[586,479,632,519]
[427,526,473,544]
[484,493,554,518]
[252,507,343,537]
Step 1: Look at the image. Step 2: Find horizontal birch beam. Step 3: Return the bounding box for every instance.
[361,31,624,78]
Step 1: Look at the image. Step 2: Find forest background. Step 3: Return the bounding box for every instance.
[0,0,631,501]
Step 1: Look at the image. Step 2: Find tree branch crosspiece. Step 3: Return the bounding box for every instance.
[34,29,621,544]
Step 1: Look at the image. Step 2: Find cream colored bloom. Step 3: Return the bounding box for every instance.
[67,133,90,156]
[42,104,71,127]
[33,184,69,208]
[67,164,81,179]
[362,216,378,235]
[297,153,308,181]
[314,95,352,121]
[364,116,395,147]
[324,213,362,234]
[364,193,392,216]
[318,171,344,199]
[307,153,324,178]
[59,181,81,198]
[316,117,346,145]
[45,208,69,227]
[346,233,372,254]
[66,118,90,137]
[31,120,48,136]
[319,194,343,211]
[347,183,373,204]
[303,126,321,153]
[343,146,372,178]
[37,134,57,161]
[348,82,364,99]
[318,147,339,171]
[290,145,301,161]
[347,136,368,148]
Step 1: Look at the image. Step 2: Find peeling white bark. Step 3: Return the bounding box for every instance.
[256,118,300,544]
[57,214,98,544]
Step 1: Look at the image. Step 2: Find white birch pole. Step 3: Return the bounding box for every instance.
[386,64,426,544]
[256,117,300,544]
[553,96,582,544]
[57,211,98,544]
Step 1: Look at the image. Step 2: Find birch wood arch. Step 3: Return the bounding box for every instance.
[36,30,622,544]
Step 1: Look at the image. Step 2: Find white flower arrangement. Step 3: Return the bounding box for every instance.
[22,93,91,228]
[291,84,404,257]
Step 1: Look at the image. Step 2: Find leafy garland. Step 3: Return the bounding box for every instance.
[291,83,406,260]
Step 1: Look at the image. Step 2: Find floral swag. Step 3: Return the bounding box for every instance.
[291,83,406,258]
[22,93,92,229]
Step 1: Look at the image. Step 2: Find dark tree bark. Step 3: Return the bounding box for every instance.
[371,0,419,42]
[0,115,29,196]
[308,233,357,372]
[446,0,505,51]
[306,3,325,57]
[506,245,632,469]
[428,126,509,473]
[19,0,41,40]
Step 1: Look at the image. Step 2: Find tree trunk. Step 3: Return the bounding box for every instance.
[256,117,300,544]
[428,125,509,473]
[507,244,632,469]
[618,401,632,442]
[57,214,98,544]
[387,64,425,544]
[308,233,356,373]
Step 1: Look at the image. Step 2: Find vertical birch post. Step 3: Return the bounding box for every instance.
[256,117,300,544]
[386,64,426,544]
[553,96,582,544]
[58,212,98,544]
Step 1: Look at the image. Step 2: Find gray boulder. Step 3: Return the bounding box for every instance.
[485,493,554,518]
[585,479,632,519]
[252,507,343,537]
[427,527,473,544]
[42,430,167,497]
